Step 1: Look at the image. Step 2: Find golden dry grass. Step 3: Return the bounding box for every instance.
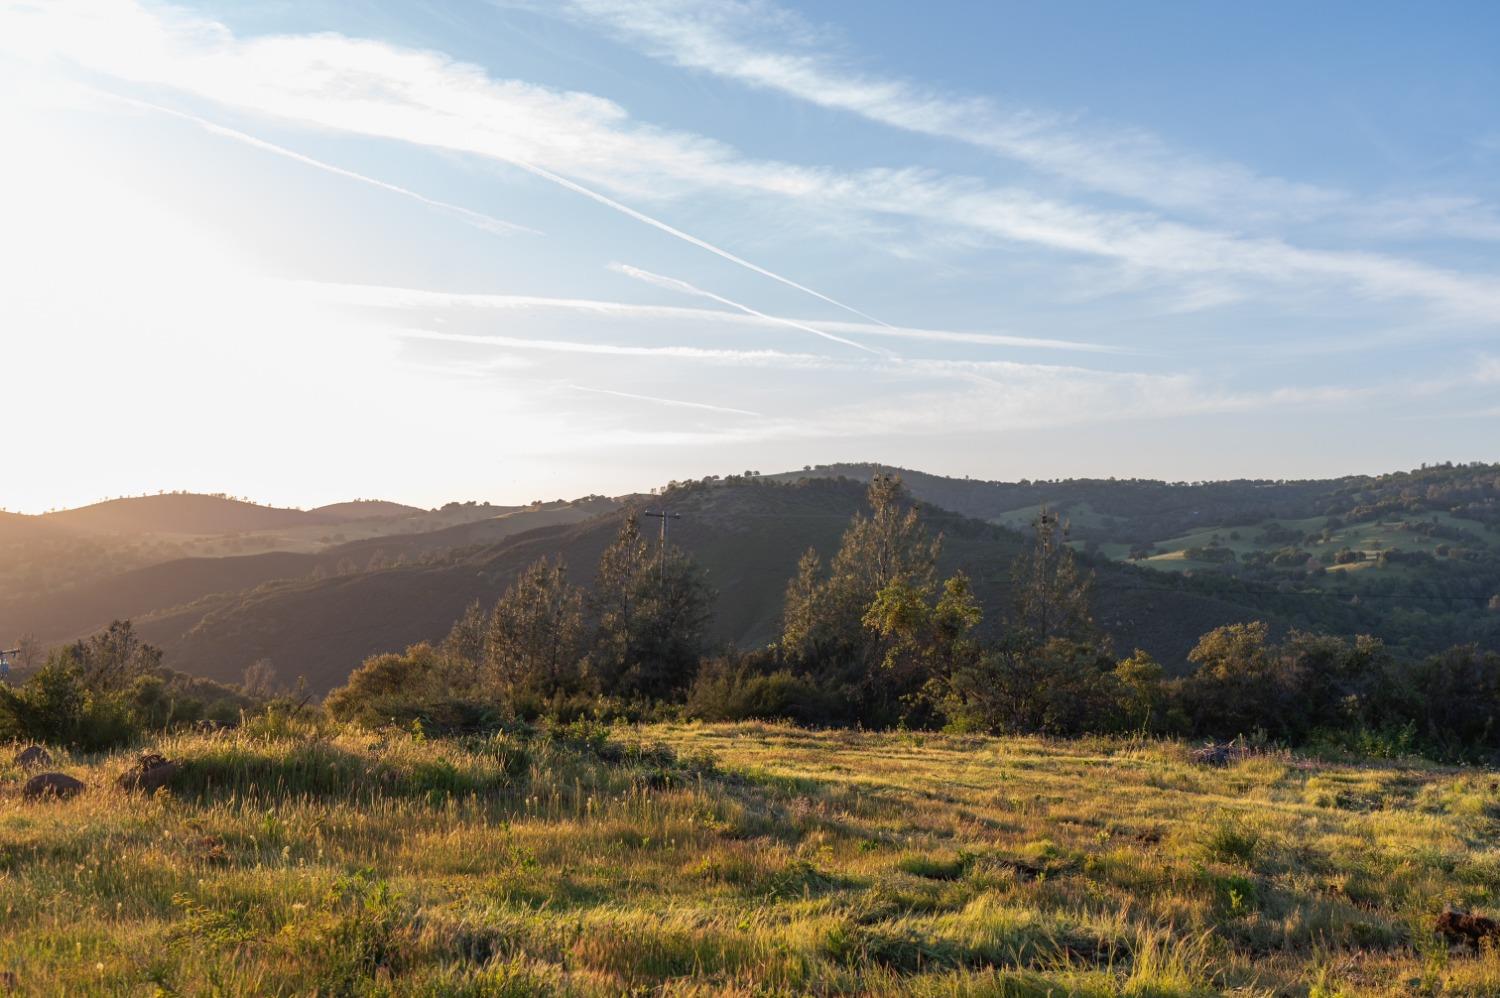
[1,719,1497,995]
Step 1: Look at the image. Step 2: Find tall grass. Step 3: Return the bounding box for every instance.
[0,721,1493,993]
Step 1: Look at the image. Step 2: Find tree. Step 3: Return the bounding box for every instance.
[863,571,982,721]
[485,557,586,698]
[241,658,280,699]
[938,637,1121,735]
[1011,507,1096,645]
[443,600,488,667]
[779,475,941,721]
[14,634,42,673]
[57,619,162,695]
[1113,650,1166,733]
[781,549,832,659]
[589,515,713,699]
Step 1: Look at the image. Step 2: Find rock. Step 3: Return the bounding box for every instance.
[22,772,84,801]
[1190,742,1254,767]
[14,746,51,769]
[1436,905,1500,950]
[117,753,180,793]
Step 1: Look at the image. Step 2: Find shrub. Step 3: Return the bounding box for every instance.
[685,658,847,724]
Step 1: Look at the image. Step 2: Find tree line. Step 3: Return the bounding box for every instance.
[326,476,1500,761]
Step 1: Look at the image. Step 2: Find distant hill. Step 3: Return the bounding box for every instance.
[43,494,331,535]
[135,477,1328,694]
[9,465,1497,695]
[0,510,64,543]
[1,497,622,646]
[311,500,427,521]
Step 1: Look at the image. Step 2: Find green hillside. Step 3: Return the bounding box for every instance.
[125,475,1418,694]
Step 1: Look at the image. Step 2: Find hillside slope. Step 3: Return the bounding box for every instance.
[3,498,621,646]
[142,477,1301,692]
[42,493,334,535]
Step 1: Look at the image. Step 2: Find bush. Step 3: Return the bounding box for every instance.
[0,656,248,752]
[686,657,848,724]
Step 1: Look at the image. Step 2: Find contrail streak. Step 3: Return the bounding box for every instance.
[569,384,761,416]
[499,155,892,327]
[101,91,538,236]
[295,281,1124,352]
[608,262,885,356]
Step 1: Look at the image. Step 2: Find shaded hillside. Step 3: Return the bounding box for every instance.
[3,498,621,645]
[768,464,1339,543]
[770,464,1500,658]
[42,493,332,535]
[142,477,1305,693]
[775,462,1500,546]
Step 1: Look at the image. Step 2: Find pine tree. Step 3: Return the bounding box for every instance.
[589,514,712,699]
[1011,507,1095,644]
[485,557,585,697]
[779,475,941,723]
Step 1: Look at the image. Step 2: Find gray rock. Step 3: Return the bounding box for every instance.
[23,772,84,801]
[14,746,51,769]
[117,753,179,793]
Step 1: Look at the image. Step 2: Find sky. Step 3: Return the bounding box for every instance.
[1,0,1498,513]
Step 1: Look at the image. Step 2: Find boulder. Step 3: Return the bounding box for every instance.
[14,746,51,769]
[1190,742,1254,767]
[1436,905,1500,950]
[23,772,84,801]
[117,753,179,793]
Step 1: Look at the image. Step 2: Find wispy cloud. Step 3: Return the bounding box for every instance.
[548,0,1500,247]
[569,383,761,416]
[9,0,1499,322]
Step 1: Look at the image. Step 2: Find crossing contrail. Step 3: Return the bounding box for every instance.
[569,384,761,416]
[100,91,538,236]
[608,262,885,356]
[500,155,893,328]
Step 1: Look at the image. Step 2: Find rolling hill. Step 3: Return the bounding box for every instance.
[41,493,334,535]
[133,476,1330,694]
[0,497,621,647]
[7,465,1497,696]
[309,500,426,520]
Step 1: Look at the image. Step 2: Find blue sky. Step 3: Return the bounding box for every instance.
[1,0,1497,512]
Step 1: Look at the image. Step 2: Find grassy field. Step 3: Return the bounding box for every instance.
[1121,512,1494,575]
[3,720,1499,995]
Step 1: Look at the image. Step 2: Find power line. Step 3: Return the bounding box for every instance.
[643,509,682,584]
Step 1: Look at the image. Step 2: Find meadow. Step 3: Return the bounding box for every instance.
[3,719,1499,996]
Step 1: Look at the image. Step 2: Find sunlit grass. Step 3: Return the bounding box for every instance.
[0,720,1495,993]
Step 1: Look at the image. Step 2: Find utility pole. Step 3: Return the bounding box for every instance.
[642,509,681,584]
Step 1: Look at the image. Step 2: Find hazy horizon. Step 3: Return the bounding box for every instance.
[7,454,1498,518]
[3,1,1497,515]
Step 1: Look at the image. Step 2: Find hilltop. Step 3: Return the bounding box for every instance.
[41,493,333,535]
[309,500,426,520]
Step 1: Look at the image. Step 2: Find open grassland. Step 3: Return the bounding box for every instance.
[3,721,1500,995]
[1131,512,1495,575]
